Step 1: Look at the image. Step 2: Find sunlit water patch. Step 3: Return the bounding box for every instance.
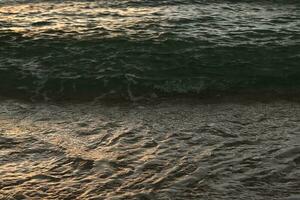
[0,100,300,199]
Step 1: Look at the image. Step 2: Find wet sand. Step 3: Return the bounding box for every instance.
[0,99,300,200]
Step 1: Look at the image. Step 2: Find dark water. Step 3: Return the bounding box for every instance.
[0,0,299,100]
[0,100,300,199]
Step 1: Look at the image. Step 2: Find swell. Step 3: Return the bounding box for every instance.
[0,0,299,101]
[0,32,300,100]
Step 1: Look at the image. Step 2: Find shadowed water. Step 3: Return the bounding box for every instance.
[0,0,299,100]
[0,100,300,199]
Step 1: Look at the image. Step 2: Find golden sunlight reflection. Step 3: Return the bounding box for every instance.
[1,114,149,163]
[0,3,162,37]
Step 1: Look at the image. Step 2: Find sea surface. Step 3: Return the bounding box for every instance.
[0,0,299,100]
[0,1,300,200]
[0,100,300,199]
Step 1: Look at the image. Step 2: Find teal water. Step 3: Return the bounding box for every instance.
[0,0,299,100]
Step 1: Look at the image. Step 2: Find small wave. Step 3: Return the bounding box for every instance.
[0,0,299,101]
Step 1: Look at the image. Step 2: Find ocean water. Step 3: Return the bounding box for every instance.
[0,0,299,100]
[1,2,300,199]
[0,100,300,199]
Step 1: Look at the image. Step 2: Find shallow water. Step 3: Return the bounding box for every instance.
[0,0,300,100]
[0,100,299,199]
[1,1,300,199]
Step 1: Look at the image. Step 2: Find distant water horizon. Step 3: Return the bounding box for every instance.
[0,0,299,101]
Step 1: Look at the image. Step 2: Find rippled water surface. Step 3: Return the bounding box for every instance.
[0,0,299,100]
[0,1,300,199]
[0,100,300,199]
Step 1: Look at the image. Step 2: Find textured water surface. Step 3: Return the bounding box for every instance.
[0,100,300,199]
[0,0,299,100]
[1,1,300,199]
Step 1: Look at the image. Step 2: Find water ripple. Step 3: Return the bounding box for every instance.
[0,100,299,199]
